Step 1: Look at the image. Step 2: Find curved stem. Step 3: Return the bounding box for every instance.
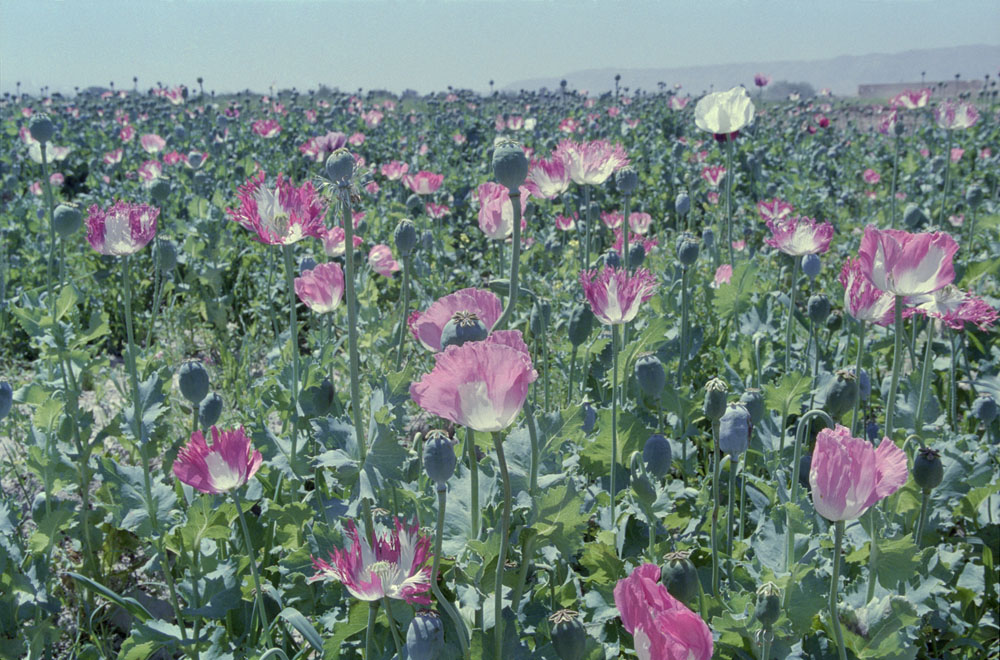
[948,333,958,432]
[492,431,513,658]
[783,257,800,374]
[711,421,720,597]
[611,325,620,552]
[525,402,539,496]
[491,191,522,332]
[885,295,905,441]
[510,532,537,616]
[282,245,300,467]
[787,409,835,582]
[233,494,273,648]
[431,487,470,658]
[144,233,164,349]
[394,255,411,370]
[829,521,848,660]
[851,321,866,437]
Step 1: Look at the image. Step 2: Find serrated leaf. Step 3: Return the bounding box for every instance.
[533,482,589,558]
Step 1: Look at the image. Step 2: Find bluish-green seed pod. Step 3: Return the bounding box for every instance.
[755,583,781,627]
[965,185,984,209]
[157,239,178,271]
[628,242,646,269]
[738,388,765,425]
[53,204,82,238]
[972,394,998,424]
[849,366,871,401]
[178,361,210,405]
[912,447,943,491]
[824,370,859,421]
[150,178,170,204]
[406,610,444,660]
[661,551,698,604]
[549,610,587,660]
[635,354,666,398]
[440,311,488,349]
[568,304,594,347]
[718,403,751,455]
[616,165,638,195]
[675,192,691,217]
[802,253,821,279]
[492,138,529,191]
[603,250,621,269]
[29,114,56,143]
[701,227,714,248]
[703,378,728,421]
[394,219,418,257]
[407,194,425,216]
[325,148,354,183]
[807,294,830,325]
[423,431,457,486]
[198,392,223,428]
[903,204,929,230]
[677,234,700,266]
[642,433,672,478]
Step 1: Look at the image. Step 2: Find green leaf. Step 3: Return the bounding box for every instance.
[765,371,811,418]
[177,497,232,550]
[579,542,623,584]
[578,408,647,480]
[97,457,177,537]
[279,607,325,655]
[533,482,590,559]
[840,595,919,659]
[322,600,370,659]
[712,261,758,320]
[66,572,152,623]
[876,534,929,590]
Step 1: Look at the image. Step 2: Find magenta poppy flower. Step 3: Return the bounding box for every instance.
[613,563,713,660]
[410,331,537,432]
[86,201,159,256]
[295,262,345,314]
[408,287,503,352]
[309,518,431,605]
[756,198,794,222]
[119,125,135,143]
[712,264,733,288]
[555,213,577,231]
[553,139,629,186]
[905,286,998,331]
[839,258,895,326]
[700,165,726,188]
[477,182,530,240]
[891,88,931,110]
[601,211,624,230]
[321,226,363,258]
[809,425,908,522]
[403,171,443,195]
[251,119,281,138]
[139,133,166,154]
[862,169,881,185]
[878,110,900,135]
[103,149,124,166]
[299,131,347,162]
[764,216,834,256]
[668,96,689,111]
[426,202,450,219]
[380,160,410,181]
[612,229,658,256]
[368,244,401,277]
[227,171,326,245]
[754,73,771,88]
[137,160,163,184]
[526,156,571,199]
[172,426,263,495]
[857,226,959,297]
[579,267,658,325]
[629,212,653,235]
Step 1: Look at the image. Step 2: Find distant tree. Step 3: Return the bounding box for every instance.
[764,80,816,101]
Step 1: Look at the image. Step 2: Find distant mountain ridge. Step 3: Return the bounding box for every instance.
[504,45,1000,97]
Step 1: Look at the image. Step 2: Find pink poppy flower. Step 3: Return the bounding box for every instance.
[757,198,794,222]
[140,133,166,154]
[712,264,733,288]
[612,229,658,256]
[555,213,577,231]
[558,117,581,133]
[857,226,958,297]
[935,100,979,130]
[29,181,42,196]
[426,202,450,219]
[815,114,830,129]
[409,331,537,432]
[553,139,629,186]
[304,109,317,123]
[321,226,363,258]
[878,110,899,135]
[163,151,186,166]
[754,73,771,88]
[120,125,135,142]
[49,172,64,187]
[295,262,345,314]
[891,89,931,110]
[629,212,653,235]
[700,165,726,188]
[862,169,880,185]
[613,563,713,660]
[732,239,746,251]
[348,132,365,146]
[601,211,624,230]
[809,425,908,522]
[227,171,326,245]
[452,132,467,145]
[839,258,895,326]
[137,160,163,184]
[380,160,410,181]
[300,131,347,162]
[947,214,964,227]
[403,171,443,195]
[251,119,281,138]
[706,192,720,206]
[764,216,834,256]
[580,267,657,326]
[309,518,431,605]
[607,107,621,118]
[409,288,503,352]
[86,201,159,256]
[477,182,530,240]
[172,426,262,495]
[526,156,571,199]
[368,244,401,277]
[905,286,997,331]
[668,96,690,111]
[362,109,384,128]
[979,148,992,159]
[950,148,965,163]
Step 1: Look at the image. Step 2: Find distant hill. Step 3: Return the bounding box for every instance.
[504,45,1000,97]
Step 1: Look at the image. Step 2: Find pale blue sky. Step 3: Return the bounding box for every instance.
[1,0,997,95]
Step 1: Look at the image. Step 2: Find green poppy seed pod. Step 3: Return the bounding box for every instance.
[422,431,457,486]
[29,114,56,144]
[406,610,444,660]
[642,433,672,478]
[903,204,929,230]
[635,354,666,398]
[568,303,594,347]
[801,253,821,279]
[420,229,434,252]
[972,393,998,424]
[661,551,699,604]
[965,186,984,209]
[675,192,691,217]
[187,151,204,169]
[703,378,728,421]
[616,165,638,194]
[492,138,528,191]
[149,178,170,204]
[394,219,418,257]
[440,311,488,349]
[738,388,765,425]
[52,204,82,238]
[630,452,657,507]
[549,610,587,660]
[0,381,12,420]
[893,118,905,136]
[849,366,871,401]
[701,227,714,248]
[824,369,859,421]
[198,392,223,428]
[807,294,831,325]
[530,300,552,336]
[912,447,944,491]
[178,360,210,404]
[603,250,622,269]
[300,257,317,273]
[325,148,355,184]
[755,583,782,627]
[628,243,646,269]
[677,234,700,266]
[718,403,751,455]
[157,240,178,271]
[406,194,425,216]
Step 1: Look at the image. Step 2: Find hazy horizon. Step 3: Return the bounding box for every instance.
[2,0,998,96]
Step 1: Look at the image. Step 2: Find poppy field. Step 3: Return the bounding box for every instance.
[1,80,998,659]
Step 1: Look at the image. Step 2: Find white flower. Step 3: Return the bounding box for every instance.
[694,86,755,135]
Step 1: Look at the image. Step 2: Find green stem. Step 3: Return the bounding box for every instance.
[711,421,720,597]
[234,494,274,648]
[738,450,747,543]
[491,191,522,332]
[467,427,480,540]
[678,267,689,388]
[727,454,736,583]
[948,333,958,432]
[914,321,935,438]
[492,431,513,658]
[382,596,404,659]
[510,532,537,616]
[889,134,900,228]
[761,629,772,660]
[622,193,631,273]
[40,143,56,314]
[566,345,577,407]
[582,185,592,271]
[144,233,164,348]
[938,129,953,224]
[787,409,834,582]
[964,207,977,267]
[281,245,300,468]
[431,487,470,658]
[865,507,879,603]
[610,325,620,552]
[365,603,378,660]
[915,489,931,549]
[525,402,539,496]
[783,256,800,375]
[394,255,411,370]
[851,321,866,436]
[829,521,847,660]
[725,136,735,266]
[885,295,905,441]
